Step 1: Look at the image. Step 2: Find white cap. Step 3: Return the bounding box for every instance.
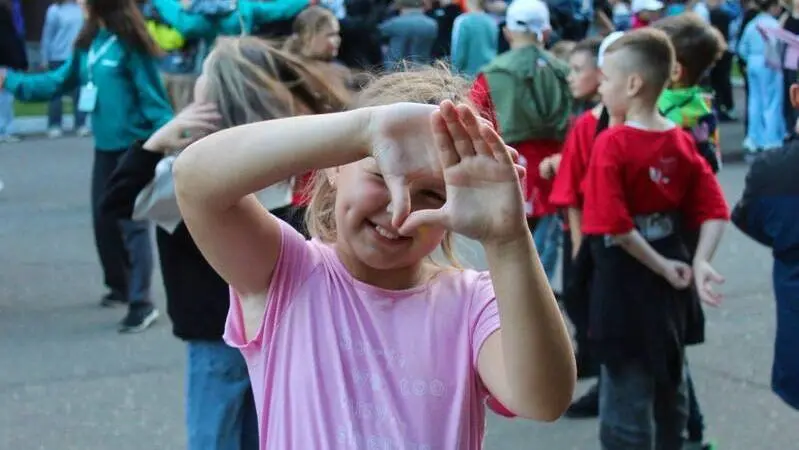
[598,31,625,68]
[505,0,551,40]
[631,0,664,13]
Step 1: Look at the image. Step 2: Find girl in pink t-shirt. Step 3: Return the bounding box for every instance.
[173,67,576,449]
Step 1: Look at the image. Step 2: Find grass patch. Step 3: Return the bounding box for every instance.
[14,99,73,117]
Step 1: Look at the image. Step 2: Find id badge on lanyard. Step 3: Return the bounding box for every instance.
[79,36,118,113]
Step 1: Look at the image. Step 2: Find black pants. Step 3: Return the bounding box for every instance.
[91,150,153,304]
[710,51,735,112]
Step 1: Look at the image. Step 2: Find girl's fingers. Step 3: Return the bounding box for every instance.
[439,100,476,158]
[456,104,492,158]
[506,146,520,163]
[431,110,460,168]
[479,123,514,165]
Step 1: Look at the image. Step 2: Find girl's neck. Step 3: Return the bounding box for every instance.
[334,243,436,291]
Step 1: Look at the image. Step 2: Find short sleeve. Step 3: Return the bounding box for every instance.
[224,219,318,354]
[469,272,499,368]
[549,114,592,208]
[581,132,635,235]
[681,155,730,230]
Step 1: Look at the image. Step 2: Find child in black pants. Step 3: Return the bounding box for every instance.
[582,29,729,450]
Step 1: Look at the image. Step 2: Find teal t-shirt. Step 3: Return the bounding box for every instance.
[6,29,173,151]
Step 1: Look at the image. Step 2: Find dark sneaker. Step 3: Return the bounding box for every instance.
[100,292,128,308]
[564,383,599,418]
[118,304,159,334]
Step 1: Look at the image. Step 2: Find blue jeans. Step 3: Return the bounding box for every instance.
[186,341,259,450]
[746,57,785,149]
[599,362,688,450]
[47,61,87,129]
[533,214,562,281]
[0,90,14,136]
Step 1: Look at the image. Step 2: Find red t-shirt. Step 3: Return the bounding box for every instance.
[582,125,729,235]
[549,110,599,209]
[470,74,562,218]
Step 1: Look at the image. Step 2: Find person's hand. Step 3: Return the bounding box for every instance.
[395,101,527,245]
[693,260,724,306]
[659,258,693,290]
[143,102,221,154]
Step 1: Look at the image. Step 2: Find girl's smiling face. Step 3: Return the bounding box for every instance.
[331,157,448,281]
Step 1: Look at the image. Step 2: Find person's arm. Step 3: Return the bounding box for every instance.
[247,0,311,27]
[731,156,773,246]
[40,5,57,67]
[567,207,583,255]
[127,50,175,132]
[0,55,79,102]
[478,233,576,421]
[151,0,216,39]
[173,109,372,301]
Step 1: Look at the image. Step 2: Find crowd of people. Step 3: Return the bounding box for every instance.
[0,0,797,449]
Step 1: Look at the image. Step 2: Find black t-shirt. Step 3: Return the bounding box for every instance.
[427,3,463,59]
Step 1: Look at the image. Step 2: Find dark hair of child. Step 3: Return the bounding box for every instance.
[651,13,725,86]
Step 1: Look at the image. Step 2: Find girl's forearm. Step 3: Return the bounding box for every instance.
[483,234,576,420]
[174,108,372,212]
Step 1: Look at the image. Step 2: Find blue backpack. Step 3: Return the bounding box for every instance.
[187,0,237,16]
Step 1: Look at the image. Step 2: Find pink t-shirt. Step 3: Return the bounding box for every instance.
[224,220,502,450]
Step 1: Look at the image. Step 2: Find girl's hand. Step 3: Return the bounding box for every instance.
[144,103,221,154]
[397,101,527,245]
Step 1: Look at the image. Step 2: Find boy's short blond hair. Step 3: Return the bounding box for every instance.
[651,13,725,86]
[605,28,675,100]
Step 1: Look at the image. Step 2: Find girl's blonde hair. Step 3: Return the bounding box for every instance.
[205,36,351,129]
[305,64,472,266]
[283,6,338,59]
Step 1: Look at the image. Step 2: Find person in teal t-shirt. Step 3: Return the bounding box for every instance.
[0,0,173,333]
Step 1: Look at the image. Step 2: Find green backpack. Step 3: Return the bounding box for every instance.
[482,45,573,143]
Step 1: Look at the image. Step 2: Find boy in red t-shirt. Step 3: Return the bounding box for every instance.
[581,29,729,449]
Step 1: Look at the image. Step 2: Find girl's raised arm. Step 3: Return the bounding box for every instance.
[173,109,372,298]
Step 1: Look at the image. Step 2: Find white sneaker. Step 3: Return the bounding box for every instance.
[76,126,91,137]
[47,128,63,139]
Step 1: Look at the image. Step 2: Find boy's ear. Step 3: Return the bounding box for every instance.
[502,26,513,44]
[790,83,799,109]
[671,62,684,84]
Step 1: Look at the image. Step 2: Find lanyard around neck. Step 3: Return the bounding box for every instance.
[87,35,118,82]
